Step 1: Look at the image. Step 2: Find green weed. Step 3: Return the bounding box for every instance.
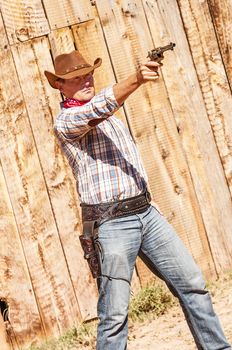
[128,279,176,322]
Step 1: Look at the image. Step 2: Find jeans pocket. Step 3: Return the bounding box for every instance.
[151,202,164,216]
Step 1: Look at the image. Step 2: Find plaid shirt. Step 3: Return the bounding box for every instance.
[54,86,148,204]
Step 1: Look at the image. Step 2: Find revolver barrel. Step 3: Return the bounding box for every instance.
[147,42,176,62]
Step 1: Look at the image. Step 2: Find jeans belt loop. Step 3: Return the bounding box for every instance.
[145,190,151,203]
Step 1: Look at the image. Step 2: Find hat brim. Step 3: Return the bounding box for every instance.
[44,57,102,89]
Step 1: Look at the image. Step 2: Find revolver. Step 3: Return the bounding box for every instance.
[147,42,176,63]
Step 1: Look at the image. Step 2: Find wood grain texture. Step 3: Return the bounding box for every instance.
[12,34,98,320]
[0,0,50,44]
[176,0,232,195]
[0,161,44,347]
[96,0,215,283]
[0,16,81,341]
[143,0,232,271]
[207,0,232,88]
[42,0,94,30]
[48,27,75,57]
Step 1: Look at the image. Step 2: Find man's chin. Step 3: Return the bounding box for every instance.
[85,93,95,101]
[75,90,95,101]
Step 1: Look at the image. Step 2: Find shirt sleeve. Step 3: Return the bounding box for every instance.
[54,85,120,141]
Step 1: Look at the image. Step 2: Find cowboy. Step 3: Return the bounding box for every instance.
[44,51,231,350]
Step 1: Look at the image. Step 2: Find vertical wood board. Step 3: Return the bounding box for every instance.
[207,0,232,88]
[96,0,215,283]
[176,0,232,195]
[0,0,50,44]
[48,27,76,57]
[0,161,44,346]
[0,17,82,339]
[143,0,232,271]
[11,35,98,320]
[42,0,94,29]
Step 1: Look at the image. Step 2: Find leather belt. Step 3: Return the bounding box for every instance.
[81,190,151,224]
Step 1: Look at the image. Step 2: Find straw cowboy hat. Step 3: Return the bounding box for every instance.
[44,50,102,89]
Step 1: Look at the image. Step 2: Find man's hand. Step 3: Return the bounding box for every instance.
[136,61,161,85]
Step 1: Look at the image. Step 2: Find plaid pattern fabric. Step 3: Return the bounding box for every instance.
[54,86,148,204]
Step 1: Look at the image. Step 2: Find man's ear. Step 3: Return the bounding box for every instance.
[55,79,63,92]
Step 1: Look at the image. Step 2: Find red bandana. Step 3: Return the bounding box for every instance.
[63,98,90,109]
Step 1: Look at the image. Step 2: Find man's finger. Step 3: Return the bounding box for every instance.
[145,61,162,68]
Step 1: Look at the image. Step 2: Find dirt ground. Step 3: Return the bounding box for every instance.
[127,274,232,349]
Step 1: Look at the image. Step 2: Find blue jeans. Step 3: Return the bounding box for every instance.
[96,205,231,349]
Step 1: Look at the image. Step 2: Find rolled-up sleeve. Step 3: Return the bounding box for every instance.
[54,85,120,140]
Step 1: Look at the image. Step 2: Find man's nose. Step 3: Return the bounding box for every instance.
[84,76,93,88]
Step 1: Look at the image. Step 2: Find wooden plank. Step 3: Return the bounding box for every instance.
[95,0,216,284]
[143,0,232,272]
[42,0,94,30]
[176,0,232,196]
[0,15,82,342]
[12,34,99,320]
[49,27,75,57]
[207,0,232,88]
[0,161,45,348]
[0,0,50,44]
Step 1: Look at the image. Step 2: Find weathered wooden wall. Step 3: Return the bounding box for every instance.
[0,0,231,348]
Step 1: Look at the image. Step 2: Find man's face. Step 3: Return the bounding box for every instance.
[59,72,95,101]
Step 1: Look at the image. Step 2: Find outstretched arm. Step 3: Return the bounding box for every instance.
[113,61,161,105]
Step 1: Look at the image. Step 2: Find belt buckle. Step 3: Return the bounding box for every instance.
[120,201,130,212]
